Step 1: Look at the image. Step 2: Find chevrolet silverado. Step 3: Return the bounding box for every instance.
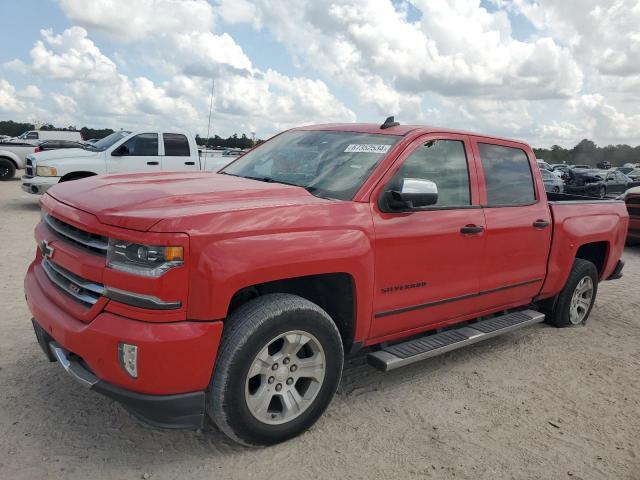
[25,118,628,446]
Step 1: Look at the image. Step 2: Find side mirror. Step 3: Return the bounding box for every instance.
[111,144,129,156]
[384,178,438,211]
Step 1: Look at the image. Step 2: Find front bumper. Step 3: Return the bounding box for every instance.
[21,175,58,195]
[25,260,223,429]
[32,320,206,428]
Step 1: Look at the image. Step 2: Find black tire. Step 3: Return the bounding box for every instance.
[552,186,560,193]
[0,158,16,180]
[208,293,344,446]
[599,186,606,198]
[545,258,598,327]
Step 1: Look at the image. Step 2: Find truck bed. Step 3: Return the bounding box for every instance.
[538,197,628,299]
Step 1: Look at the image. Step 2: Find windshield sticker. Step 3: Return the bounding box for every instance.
[344,144,391,154]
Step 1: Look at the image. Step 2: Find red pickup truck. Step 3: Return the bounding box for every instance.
[25,119,628,446]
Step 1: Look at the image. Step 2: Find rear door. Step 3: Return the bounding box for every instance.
[471,138,552,311]
[161,133,199,171]
[107,133,161,173]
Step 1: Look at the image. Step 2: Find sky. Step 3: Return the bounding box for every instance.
[0,0,639,147]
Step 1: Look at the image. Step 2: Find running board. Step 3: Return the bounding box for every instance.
[367,309,545,372]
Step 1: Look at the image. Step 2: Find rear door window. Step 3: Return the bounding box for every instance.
[163,133,190,156]
[26,132,39,139]
[478,143,536,206]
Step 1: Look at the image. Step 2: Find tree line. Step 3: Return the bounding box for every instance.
[3,119,638,164]
[0,120,260,149]
[534,139,640,167]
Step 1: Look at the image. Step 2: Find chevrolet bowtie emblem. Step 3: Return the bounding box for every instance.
[40,239,54,259]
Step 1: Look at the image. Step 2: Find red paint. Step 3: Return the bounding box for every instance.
[25,123,628,396]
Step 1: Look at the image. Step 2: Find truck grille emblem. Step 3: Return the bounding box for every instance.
[40,240,54,259]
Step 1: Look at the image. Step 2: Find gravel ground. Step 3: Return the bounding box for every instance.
[1,178,639,480]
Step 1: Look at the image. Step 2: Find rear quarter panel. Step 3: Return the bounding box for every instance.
[539,201,628,299]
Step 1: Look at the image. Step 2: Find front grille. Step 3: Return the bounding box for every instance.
[42,258,104,306]
[43,213,108,255]
[25,158,34,178]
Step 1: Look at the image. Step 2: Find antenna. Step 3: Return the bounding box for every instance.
[205,78,215,149]
[380,116,400,129]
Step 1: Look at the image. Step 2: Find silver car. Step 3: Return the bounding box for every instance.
[541,168,564,193]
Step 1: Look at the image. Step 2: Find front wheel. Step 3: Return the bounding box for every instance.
[599,186,606,198]
[208,294,344,446]
[0,158,16,180]
[545,258,598,327]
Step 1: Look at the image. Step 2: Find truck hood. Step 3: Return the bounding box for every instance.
[34,148,101,164]
[46,171,329,231]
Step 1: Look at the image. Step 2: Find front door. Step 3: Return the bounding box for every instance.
[370,134,486,341]
[108,133,161,173]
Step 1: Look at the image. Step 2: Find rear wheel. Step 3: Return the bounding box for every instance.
[208,293,344,446]
[0,158,16,180]
[599,186,606,198]
[545,258,598,327]
[552,186,560,193]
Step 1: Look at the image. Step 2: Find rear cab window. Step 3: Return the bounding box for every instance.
[477,143,536,206]
[163,133,191,156]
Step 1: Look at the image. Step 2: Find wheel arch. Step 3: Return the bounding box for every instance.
[227,273,358,352]
[59,171,97,182]
[0,154,18,168]
[575,241,609,278]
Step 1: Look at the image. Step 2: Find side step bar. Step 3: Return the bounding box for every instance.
[367,309,545,371]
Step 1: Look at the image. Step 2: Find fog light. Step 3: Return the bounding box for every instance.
[118,343,138,378]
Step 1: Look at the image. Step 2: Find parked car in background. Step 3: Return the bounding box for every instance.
[21,129,226,194]
[540,168,564,193]
[222,148,244,157]
[11,130,82,145]
[0,140,37,180]
[537,159,562,178]
[34,140,87,153]
[25,120,627,446]
[597,160,612,169]
[566,168,636,198]
[615,166,635,176]
[626,169,640,181]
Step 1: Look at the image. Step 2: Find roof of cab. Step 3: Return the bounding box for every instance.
[294,123,529,146]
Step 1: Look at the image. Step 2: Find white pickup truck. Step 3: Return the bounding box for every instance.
[22,129,232,194]
[0,142,38,180]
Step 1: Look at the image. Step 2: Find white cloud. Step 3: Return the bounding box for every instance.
[0,79,27,114]
[17,85,43,100]
[29,27,117,82]
[58,0,215,42]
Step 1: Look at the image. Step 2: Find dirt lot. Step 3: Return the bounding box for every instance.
[0,178,639,480]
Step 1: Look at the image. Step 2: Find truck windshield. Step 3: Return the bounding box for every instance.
[220,130,400,200]
[87,131,131,151]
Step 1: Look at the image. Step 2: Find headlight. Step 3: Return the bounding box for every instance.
[36,166,58,176]
[107,239,184,277]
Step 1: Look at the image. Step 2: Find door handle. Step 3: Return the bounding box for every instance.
[533,220,550,228]
[184,161,195,165]
[147,161,159,165]
[460,225,484,235]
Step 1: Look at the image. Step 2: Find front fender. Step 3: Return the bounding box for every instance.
[187,228,374,341]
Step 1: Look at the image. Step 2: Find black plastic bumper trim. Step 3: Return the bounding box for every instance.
[92,382,205,430]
